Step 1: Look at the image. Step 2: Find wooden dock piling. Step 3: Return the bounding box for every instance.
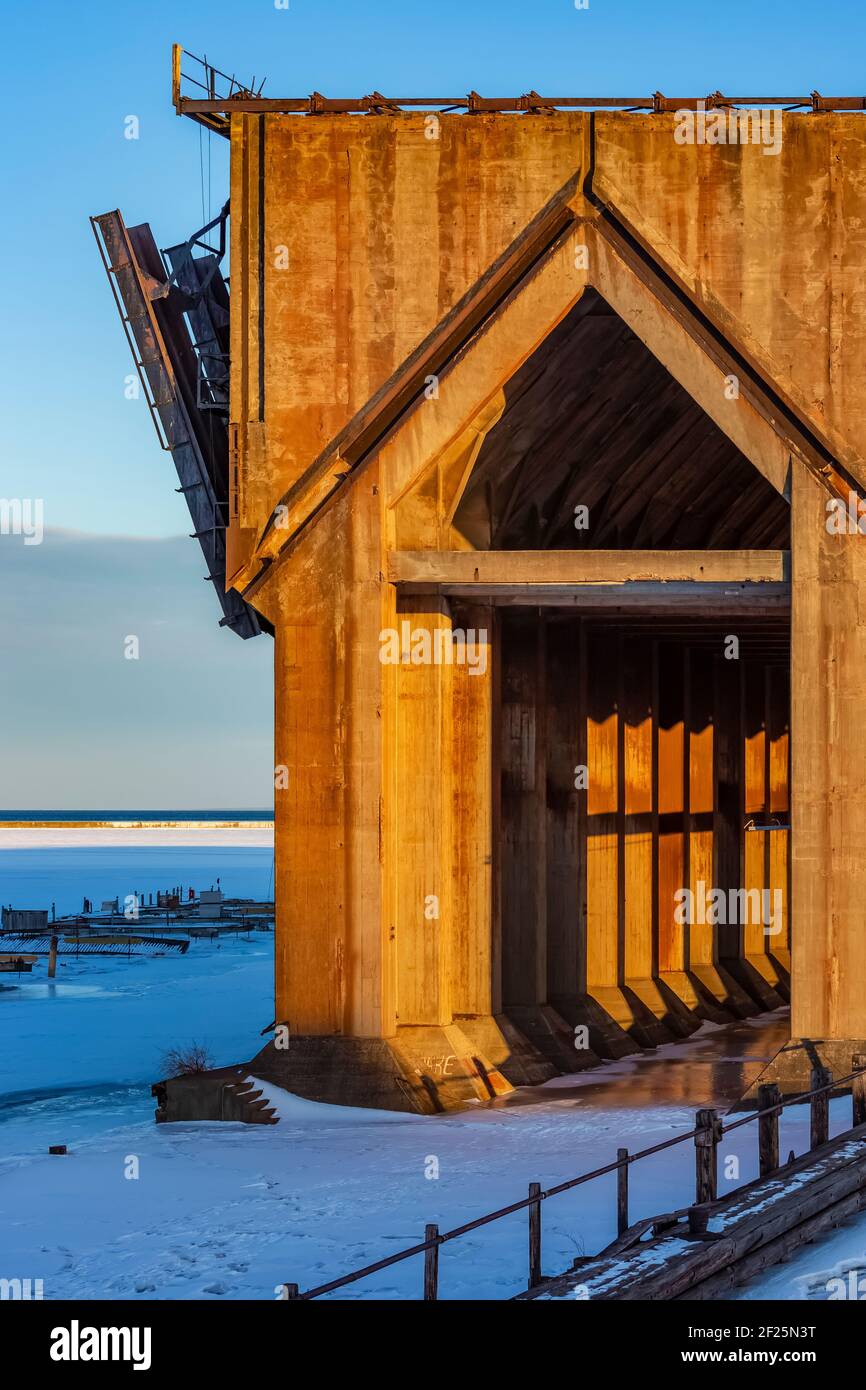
[528,1184,542,1289]
[853,1055,866,1128]
[758,1083,780,1175]
[694,1108,719,1203]
[617,1148,629,1235]
[424,1224,439,1301]
[810,1067,830,1149]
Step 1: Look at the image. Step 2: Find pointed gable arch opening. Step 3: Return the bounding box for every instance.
[452,289,790,552]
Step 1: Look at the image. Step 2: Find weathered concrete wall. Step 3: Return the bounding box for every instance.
[594,114,866,480]
[229,112,587,576]
[232,112,866,560]
[229,109,866,1104]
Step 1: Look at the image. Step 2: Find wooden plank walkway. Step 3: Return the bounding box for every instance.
[518,1123,866,1300]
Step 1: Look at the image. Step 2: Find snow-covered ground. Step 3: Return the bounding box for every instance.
[4,1053,864,1302]
[735,1221,866,1301]
[2,847,865,1302]
[0,1087,702,1301]
[1,943,862,1302]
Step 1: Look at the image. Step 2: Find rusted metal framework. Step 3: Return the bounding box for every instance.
[172,45,866,136]
[91,208,267,639]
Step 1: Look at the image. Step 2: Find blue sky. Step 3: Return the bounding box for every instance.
[3,0,865,535]
[0,532,273,809]
[2,0,863,807]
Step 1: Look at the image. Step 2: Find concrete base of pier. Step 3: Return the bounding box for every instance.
[740,1037,866,1107]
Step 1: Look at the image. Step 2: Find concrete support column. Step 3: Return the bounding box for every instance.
[387,595,515,1107]
[393,595,454,1028]
[657,646,689,988]
[447,605,526,1091]
[749,468,866,1098]
[622,636,654,987]
[546,619,580,1008]
[450,602,495,1018]
[687,648,714,972]
[767,665,791,979]
[269,479,390,1041]
[621,637,682,1042]
[791,468,866,1040]
[686,648,756,1019]
[717,653,784,1011]
[622,636,683,1039]
[500,613,547,1008]
[576,628,640,1057]
[539,616,604,1068]
[497,614,577,1076]
[742,658,768,973]
[738,662,789,1003]
[586,629,618,999]
[273,614,346,1035]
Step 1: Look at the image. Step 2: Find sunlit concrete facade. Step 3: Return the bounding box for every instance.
[226,111,866,1110]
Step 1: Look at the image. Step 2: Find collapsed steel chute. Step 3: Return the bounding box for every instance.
[91,206,269,640]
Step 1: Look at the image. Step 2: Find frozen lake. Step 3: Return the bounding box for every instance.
[0,846,274,1156]
[0,843,274,917]
[1,847,864,1301]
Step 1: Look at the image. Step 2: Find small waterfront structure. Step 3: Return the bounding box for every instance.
[93,51,866,1112]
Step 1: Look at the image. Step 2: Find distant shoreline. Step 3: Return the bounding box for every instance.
[0,821,274,830]
[0,823,274,849]
[0,810,273,823]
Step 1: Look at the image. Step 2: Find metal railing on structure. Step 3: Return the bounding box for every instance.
[172,46,866,134]
[280,1058,866,1301]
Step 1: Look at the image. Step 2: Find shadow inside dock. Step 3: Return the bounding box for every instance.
[492,1010,791,1114]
